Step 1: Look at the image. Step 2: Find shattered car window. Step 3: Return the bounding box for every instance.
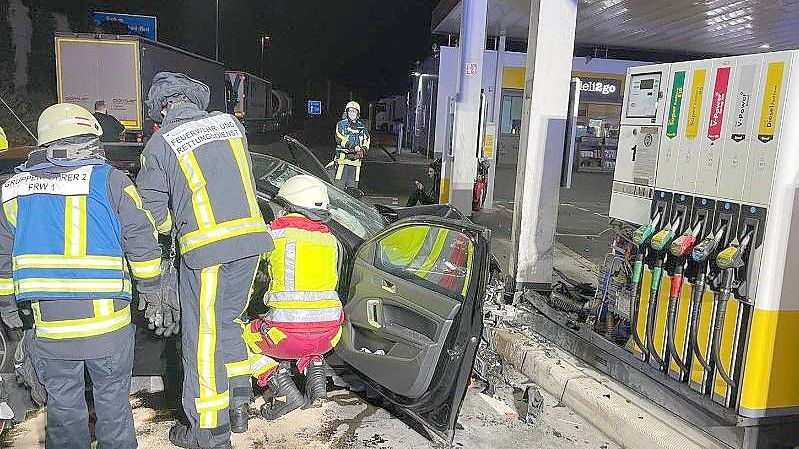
[376,225,474,300]
[252,154,386,239]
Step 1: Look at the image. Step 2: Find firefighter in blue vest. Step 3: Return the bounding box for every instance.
[0,103,164,449]
[331,101,370,190]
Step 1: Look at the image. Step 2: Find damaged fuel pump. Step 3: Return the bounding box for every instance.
[534,54,799,448]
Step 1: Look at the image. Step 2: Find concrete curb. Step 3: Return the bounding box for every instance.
[492,328,728,449]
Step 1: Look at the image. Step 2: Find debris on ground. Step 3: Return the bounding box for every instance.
[521,385,545,424]
[477,392,518,421]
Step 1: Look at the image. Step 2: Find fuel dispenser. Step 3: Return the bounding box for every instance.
[595,51,799,448]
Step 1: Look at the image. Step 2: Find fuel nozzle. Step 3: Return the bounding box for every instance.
[716,230,753,270]
[670,219,703,258]
[633,212,662,247]
[650,214,682,253]
[692,221,728,263]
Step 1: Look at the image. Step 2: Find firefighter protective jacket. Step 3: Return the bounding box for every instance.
[136,103,273,269]
[0,161,162,340]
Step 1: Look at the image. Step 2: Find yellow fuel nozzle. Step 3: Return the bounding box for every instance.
[650,215,681,252]
[716,231,753,270]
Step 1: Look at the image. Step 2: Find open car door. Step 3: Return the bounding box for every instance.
[335,216,490,443]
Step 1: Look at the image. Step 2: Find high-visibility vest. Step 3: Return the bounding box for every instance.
[264,214,342,330]
[2,164,132,301]
[335,119,370,152]
[0,127,7,152]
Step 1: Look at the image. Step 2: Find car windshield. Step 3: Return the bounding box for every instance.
[251,153,386,239]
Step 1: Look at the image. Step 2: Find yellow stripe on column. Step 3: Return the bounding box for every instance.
[439,177,450,204]
[689,287,716,390]
[651,274,671,363]
[712,299,741,404]
[740,309,799,415]
[668,283,693,377]
[630,268,652,356]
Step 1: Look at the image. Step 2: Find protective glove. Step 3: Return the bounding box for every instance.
[154,255,180,338]
[156,288,180,338]
[138,290,165,332]
[0,309,22,331]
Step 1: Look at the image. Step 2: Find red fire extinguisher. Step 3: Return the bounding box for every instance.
[472,159,489,212]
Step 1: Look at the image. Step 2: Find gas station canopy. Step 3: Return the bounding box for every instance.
[433,0,799,56]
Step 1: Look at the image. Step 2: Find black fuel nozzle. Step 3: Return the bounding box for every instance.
[692,219,730,264]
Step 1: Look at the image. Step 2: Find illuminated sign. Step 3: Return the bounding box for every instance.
[579,77,623,103]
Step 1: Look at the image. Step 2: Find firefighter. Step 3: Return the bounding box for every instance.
[136,72,273,448]
[0,103,163,448]
[331,101,370,190]
[241,174,343,420]
[0,126,7,152]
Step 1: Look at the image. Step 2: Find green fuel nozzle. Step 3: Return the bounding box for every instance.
[633,212,662,247]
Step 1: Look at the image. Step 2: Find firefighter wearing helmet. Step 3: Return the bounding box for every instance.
[242,174,344,420]
[0,103,162,448]
[330,101,370,191]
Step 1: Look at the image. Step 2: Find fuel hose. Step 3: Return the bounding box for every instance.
[688,272,714,372]
[629,254,647,353]
[666,264,689,374]
[645,259,665,368]
[711,268,737,387]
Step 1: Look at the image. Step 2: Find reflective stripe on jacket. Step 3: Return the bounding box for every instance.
[136,104,273,269]
[3,164,158,300]
[335,119,370,152]
[264,214,342,329]
[0,161,161,340]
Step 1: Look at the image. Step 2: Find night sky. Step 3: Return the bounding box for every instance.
[58,0,438,100]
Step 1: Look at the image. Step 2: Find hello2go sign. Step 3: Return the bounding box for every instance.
[578,76,624,103]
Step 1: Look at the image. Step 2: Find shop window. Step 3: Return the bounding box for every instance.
[500,92,523,135]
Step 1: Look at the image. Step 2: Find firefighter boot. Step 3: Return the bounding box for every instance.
[168,422,232,449]
[229,403,249,434]
[260,362,306,420]
[304,360,327,407]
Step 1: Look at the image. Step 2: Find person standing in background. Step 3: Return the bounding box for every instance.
[94,100,126,142]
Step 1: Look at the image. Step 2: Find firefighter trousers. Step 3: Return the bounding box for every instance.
[33,331,136,449]
[178,255,259,447]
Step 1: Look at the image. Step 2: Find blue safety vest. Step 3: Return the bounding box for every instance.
[1,163,131,301]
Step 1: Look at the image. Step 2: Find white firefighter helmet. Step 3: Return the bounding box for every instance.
[345,101,361,114]
[37,103,102,146]
[278,174,330,211]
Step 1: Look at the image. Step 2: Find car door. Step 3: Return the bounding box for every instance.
[335,216,490,443]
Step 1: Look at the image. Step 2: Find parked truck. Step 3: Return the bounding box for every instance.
[55,33,226,143]
[224,71,281,133]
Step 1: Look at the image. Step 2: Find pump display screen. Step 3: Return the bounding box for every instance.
[626,72,662,119]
